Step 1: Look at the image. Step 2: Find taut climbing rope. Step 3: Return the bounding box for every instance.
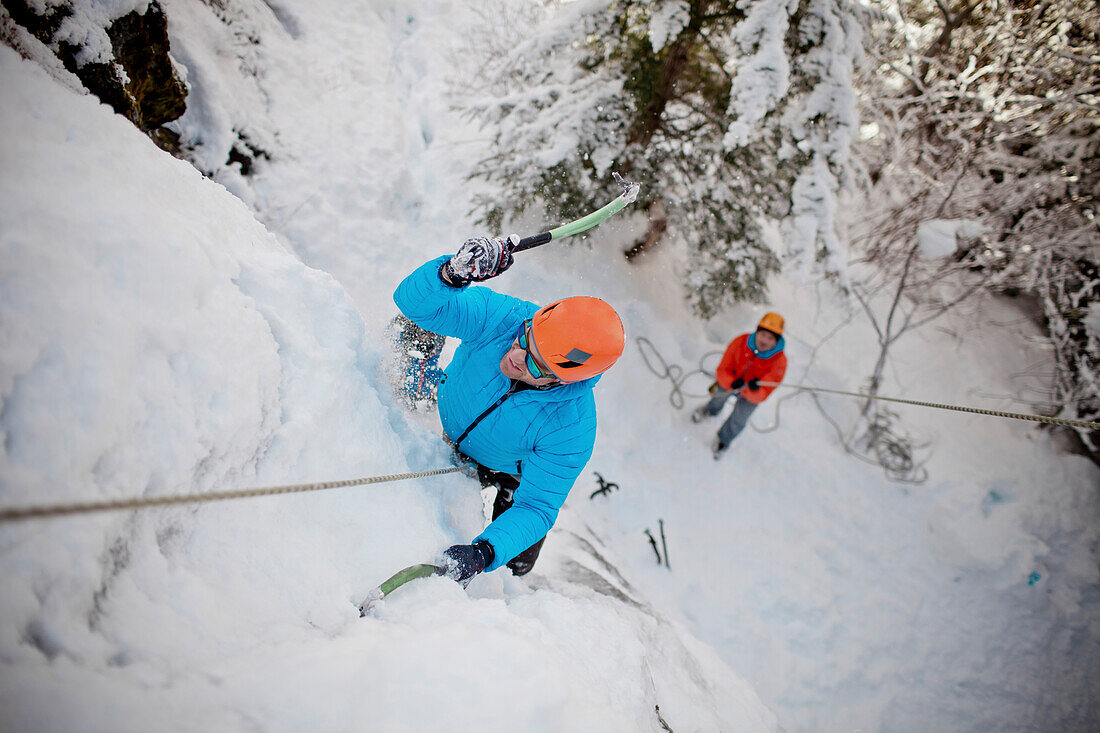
[0,467,461,523]
[636,337,1099,431]
[764,381,1099,431]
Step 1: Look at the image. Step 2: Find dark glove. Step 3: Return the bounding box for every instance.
[441,236,515,286]
[747,378,760,391]
[441,540,495,584]
[730,378,745,391]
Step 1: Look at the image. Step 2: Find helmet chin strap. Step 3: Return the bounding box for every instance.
[514,375,561,391]
[530,382,560,391]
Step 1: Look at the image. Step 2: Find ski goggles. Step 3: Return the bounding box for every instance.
[518,320,549,379]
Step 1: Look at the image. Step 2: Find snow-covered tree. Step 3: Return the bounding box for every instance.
[461,0,869,317]
[853,0,1099,458]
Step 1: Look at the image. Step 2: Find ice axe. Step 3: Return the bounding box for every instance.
[508,172,641,253]
[358,563,445,615]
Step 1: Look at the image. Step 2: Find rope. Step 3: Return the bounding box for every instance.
[635,337,1099,431]
[0,467,461,523]
[636,337,787,433]
[7,340,1095,521]
[635,336,720,409]
[768,382,1100,430]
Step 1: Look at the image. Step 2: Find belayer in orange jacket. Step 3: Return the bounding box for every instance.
[693,312,787,458]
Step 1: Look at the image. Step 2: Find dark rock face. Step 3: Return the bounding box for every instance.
[3,0,187,150]
[226,131,271,176]
[2,0,66,41]
[103,2,187,130]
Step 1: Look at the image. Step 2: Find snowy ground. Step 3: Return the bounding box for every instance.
[1,1,1098,732]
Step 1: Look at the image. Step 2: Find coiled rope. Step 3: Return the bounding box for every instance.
[636,337,1100,431]
[0,467,461,523]
[635,336,721,409]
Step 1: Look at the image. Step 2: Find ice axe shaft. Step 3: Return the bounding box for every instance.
[358,563,444,615]
[511,173,641,253]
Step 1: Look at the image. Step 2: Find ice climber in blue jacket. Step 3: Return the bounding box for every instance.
[394,235,625,583]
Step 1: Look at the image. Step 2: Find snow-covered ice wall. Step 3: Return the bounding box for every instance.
[0,18,778,731]
[2,1,1098,731]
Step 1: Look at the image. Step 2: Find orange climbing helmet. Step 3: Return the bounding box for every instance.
[528,296,625,382]
[757,312,785,336]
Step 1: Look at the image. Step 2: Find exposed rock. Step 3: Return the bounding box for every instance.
[2,0,187,151]
[104,2,187,131]
[227,130,271,176]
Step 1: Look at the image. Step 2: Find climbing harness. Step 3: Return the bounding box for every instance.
[0,467,461,523]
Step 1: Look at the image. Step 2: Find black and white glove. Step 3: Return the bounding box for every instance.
[441,540,495,584]
[747,378,760,391]
[730,378,745,391]
[441,236,515,286]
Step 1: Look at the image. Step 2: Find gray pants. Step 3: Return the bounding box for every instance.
[700,391,758,446]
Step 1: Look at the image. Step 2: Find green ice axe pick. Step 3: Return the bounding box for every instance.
[510,172,641,253]
[359,563,444,615]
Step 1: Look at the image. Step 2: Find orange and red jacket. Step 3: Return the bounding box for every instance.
[715,333,787,404]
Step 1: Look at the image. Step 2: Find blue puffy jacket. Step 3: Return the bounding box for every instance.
[394,256,600,570]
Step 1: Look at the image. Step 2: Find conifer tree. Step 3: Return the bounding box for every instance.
[462,0,869,317]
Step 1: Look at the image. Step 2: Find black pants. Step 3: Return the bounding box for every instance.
[476,464,547,576]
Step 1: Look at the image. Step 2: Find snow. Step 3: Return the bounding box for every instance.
[917,218,989,258]
[725,0,861,286]
[53,0,151,66]
[783,153,844,281]
[647,1,690,54]
[1088,301,1100,343]
[723,0,796,149]
[2,2,1099,732]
